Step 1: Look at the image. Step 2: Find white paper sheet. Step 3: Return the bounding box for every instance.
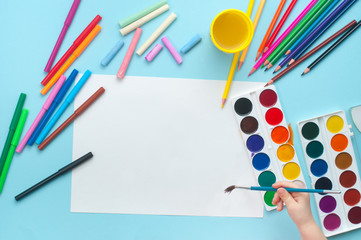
[71,75,264,217]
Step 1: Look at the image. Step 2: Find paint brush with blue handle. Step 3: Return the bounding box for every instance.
[225,185,341,194]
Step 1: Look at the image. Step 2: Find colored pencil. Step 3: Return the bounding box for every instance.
[256,0,286,61]
[264,0,298,54]
[265,20,356,86]
[117,28,142,79]
[38,87,105,150]
[249,0,317,76]
[276,0,340,73]
[17,77,65,153]
[36,70,91,145]
[41,25,101,95]
[15,152,93,201]
[44,0,81,72]
[303,20,361,76]
[0,93,26,175]
[287,0,356,65]
[220,0,255,108]
[265,0,332,70]
[224,185,341,194]
[41,15,101,86]
[0,109,28,193]
[238,0,266,71]
[28,70,78,146]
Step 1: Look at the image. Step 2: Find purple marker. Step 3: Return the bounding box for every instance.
[44,0,81,72]
[161,36,182,64]
[145,44,163,62]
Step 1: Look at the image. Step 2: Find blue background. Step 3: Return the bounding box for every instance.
[1,0,361,239]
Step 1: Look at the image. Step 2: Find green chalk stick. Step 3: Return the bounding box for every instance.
[0,109,28,193]
[0,93,26,175]
[119,0,167,28]
[267,0,330,64]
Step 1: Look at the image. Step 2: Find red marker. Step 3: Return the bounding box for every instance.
[41,15,102,86]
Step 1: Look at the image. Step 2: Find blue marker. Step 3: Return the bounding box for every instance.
[35,70,92,145]
[180,34,201,54]
[27,69,79,146]
[288,0,340,53]
[101,40,124,66]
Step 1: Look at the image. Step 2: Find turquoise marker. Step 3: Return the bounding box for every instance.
[180,34,201,54]
[35,70,92,145]
[288,0,340,53]
[101,40,124,66]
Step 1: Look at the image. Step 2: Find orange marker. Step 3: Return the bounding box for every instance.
[41,25,101,95]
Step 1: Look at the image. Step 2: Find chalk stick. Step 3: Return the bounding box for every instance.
[162,36,182,64]
[145,44,163,62]
[117,28,142,79]
[101,40,124,66]
[136,13,177,56]
[119,0,167,28]
[180,34,201,54]
[120,4,170,36]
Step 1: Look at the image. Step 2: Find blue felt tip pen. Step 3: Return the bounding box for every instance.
[101,40,124,66]
[225,185,341,194]
[35,70,92,145]
[180,34,201,54]
[28,69,79,146]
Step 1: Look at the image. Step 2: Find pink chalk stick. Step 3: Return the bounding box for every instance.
[161,36,182,64]
[145,44,163,62]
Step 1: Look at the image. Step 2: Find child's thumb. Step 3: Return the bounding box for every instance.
[277,188,295,206]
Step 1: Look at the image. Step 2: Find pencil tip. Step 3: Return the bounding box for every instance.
[221,99,226,108]
[286,50,291,55]
[237,61,243,71]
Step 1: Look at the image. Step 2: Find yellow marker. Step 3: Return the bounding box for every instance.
[212,1,255,108]
[41,25,102,95]
[238,0,266,71]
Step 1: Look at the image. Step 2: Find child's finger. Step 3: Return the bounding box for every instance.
[277,200,284,211]
[273,181,300,189]
[272,192,281,205]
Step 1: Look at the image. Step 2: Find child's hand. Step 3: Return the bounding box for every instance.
[272,181,326,240]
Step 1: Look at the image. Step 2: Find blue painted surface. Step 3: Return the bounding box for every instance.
[1,0,361,239]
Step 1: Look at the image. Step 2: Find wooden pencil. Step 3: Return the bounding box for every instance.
[256,0,286,61]
[263,0,298,54]
[302,20,361,75]
[264,20,356,86]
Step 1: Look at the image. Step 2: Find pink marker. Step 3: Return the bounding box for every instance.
[16,76,66,153]
[44,0,81,72]
[145,44,163,62]
[117,28,142,79]
[161,36,182,64]
[249,0,317,75]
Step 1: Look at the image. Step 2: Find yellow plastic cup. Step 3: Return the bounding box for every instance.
[210,9,254,53]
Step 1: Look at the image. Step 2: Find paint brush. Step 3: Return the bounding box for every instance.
[224,185,341,194]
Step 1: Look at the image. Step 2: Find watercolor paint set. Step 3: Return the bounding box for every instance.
[297,111,361,237]
[231,85,305,210]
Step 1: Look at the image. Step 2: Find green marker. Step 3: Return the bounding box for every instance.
[0,109,28,193]
[266,0,330,65]
[0,93,26,175]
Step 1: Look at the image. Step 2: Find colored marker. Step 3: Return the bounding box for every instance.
[0,93,26,175]
[15,152,93,201]
[28,69,79,146]
[0,109,28,193]
[16,76,65,153]
[38,87,105,150]
[41,15,102,86]
[41,25,101,95]
[162,36,182,64]
[36,70,91,145]
[180,34,202,54]
[101,40,124,66]
[44,0,81,72]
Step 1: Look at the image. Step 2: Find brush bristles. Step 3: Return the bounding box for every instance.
[224,185,236,193]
